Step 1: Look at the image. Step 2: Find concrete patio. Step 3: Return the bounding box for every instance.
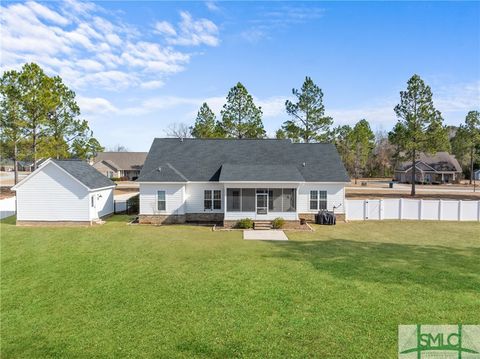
[243,230,288,241]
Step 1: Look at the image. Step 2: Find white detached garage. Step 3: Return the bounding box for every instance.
[12,159,115,225]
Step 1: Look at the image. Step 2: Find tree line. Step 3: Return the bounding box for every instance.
[1,63,103,183]
[180,75,479,196]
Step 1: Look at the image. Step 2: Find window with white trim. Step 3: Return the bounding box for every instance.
[213,190,221,209]
[157,191,166,211]
[309,190,318,210]
[204,190,221,210]
[310,190,327,210]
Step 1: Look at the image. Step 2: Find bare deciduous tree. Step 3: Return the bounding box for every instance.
[164,123,192,139]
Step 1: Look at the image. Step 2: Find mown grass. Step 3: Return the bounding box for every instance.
[1,216,479,358]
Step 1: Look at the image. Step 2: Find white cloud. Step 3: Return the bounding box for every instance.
[140,80,165,90]
[77,96,118,114]
[0,0,195,91]
[76,59,105,72]
[205,1,220,12]
[256,96,287,117]
[434,81,480,113]
[240,29,268,44]
[26,1,69,26]
[161,11,220,47]
[242,5,324,44]
[154,21,177,36]
[326,80,480,130]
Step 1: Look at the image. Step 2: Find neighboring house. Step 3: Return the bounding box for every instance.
[394,152,462,184]
[12,159,115,225]
[137,138,350,226]
[17,158,46,172]
[474,169,480,181]
[0,158,14,172]
[91,152,147,180]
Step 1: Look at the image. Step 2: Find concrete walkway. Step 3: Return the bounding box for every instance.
[243,230,288,241]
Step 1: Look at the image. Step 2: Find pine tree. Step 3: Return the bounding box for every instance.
[391,74,449,196]
[191,102,221,138]
[219,83,265,139]
[281,76,333,143]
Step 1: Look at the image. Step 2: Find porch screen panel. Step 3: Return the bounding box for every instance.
[268,189,283,212]
[282,188,296,212]
[227,188,241,211]
[241,189,255,212]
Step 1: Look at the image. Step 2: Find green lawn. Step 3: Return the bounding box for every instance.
[1,216,479,358]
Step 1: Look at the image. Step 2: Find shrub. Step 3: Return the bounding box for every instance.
[272,217,285,229]
[236,218,253,229]
[110,177,121,181]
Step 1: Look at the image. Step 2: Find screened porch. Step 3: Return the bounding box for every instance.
[224,187,298,220]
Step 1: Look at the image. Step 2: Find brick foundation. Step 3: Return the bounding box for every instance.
[222,219,304,229]
[186,213,224,223]
[299,213,346,223]
[139,214,186,225]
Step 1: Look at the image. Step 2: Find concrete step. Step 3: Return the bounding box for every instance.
[254,221,272,230]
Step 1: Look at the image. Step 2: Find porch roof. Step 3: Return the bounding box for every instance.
[219,163,304,182]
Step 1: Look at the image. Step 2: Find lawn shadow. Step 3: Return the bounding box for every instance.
[266,239,480,292]
[0,215,16,226]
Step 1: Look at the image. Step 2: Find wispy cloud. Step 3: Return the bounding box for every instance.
[327,80,480,129]
[241,4,325,43]
[77,96,119,115]
[155,11,220,47]
[205,1,220,12]
[0,1,218,90]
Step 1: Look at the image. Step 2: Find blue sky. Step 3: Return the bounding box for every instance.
[1,1,479,151]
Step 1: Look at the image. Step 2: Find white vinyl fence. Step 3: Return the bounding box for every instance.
[346,199,480,221]
[114,199,127,213]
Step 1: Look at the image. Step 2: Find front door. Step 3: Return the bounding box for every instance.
[256,190,268,215]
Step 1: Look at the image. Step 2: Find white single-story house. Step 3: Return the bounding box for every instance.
[12,159,115,225]
[137,138,350,226]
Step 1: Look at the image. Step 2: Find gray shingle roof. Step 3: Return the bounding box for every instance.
[138,138,350,183]
[397,152,462,172]
[53,160,115,189]
[219,164,304,182]
[93,152,147,171]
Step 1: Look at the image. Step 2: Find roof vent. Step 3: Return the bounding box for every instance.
[302,162,306,167]
[180,137,184,142]
[157,167,162,172]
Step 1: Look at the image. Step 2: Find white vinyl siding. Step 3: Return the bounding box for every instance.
[185,183,224,213]
[16,162,90,221]
[89,187,115,219]
[139,181,346,218]
[139,183,185,215]
[298,183,345,213]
